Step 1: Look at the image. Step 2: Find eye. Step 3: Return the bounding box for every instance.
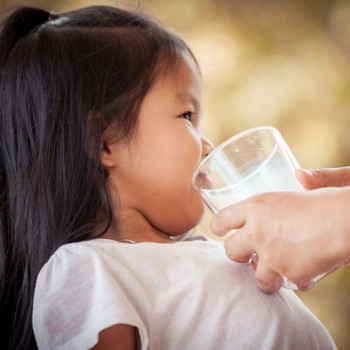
[179,111,194,122]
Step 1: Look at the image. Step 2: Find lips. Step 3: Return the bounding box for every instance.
[194,170,213,190]
[198,171,210,178]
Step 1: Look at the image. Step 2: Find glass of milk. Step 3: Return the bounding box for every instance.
[193,126,324,290]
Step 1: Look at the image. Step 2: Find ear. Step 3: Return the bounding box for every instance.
[86,110,117,169]
[101,142,117,169]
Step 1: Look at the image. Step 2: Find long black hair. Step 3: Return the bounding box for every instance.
[0,5,194,349]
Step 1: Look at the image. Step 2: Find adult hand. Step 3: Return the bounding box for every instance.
[211,186,350,293]
[296,166,350,190]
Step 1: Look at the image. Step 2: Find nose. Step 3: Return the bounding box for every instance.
[201,136,215,158]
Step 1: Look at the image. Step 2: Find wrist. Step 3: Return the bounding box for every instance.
[333,187,350,264]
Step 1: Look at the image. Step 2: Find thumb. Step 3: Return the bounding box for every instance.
[296,167,350,190]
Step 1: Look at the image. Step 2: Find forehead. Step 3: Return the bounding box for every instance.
[153,53,202,97]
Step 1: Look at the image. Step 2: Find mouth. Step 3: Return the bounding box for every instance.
[197,171,211,182]
[193,168,212,190]
[198,169,209,177]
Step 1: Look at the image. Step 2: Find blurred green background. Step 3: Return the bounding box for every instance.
[1,0,350,348]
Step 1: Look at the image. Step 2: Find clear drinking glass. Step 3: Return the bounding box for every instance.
[193,126,325,290]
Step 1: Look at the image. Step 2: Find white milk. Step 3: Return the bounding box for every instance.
[201,154,303,214]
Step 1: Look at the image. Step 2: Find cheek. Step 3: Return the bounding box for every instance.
[160,135,204,218]
[135,132,204,234]
[144,129,202,187]
[172,128,202,172]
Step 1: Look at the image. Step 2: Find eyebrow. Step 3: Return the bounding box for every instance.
[176,91,200,110]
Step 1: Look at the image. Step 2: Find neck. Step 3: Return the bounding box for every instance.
[97,208,176,244]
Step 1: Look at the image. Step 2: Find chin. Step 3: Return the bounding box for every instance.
[158,194,206,235]
[180,199,206,233]
[165,206,204,237]
[194,200,206,225]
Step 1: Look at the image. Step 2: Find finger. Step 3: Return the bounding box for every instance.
[224,231,255,263]
[295,168,314,189]
[296,167,350,190]
[296,279,314,292]
[211,201,247,236]
[255,261,284,293]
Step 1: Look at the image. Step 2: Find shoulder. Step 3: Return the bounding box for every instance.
[39,239,120,275]
[33,239,149,349]
[33,239,136,309]
[48,238,113,260]
[35,240,103,284]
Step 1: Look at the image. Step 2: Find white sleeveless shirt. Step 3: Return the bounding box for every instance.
[32,237,336,349]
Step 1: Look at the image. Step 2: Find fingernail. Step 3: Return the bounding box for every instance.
[210,217,226,236]
[257,279,269,288]
[298,279,314,292]
[300,168,313,176]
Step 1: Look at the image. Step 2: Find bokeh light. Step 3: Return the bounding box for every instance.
[1,0,350,348]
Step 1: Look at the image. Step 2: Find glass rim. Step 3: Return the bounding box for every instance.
[192,126,282,191]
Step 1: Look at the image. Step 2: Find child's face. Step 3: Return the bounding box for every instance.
[104,53,213,236]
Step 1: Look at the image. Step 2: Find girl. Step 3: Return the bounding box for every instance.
[0,5,336,350]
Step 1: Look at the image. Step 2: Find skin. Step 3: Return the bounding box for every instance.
[91,324,140,350]
[211,167,350,293]
[100,53,213,244]
[92,53,214,348]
